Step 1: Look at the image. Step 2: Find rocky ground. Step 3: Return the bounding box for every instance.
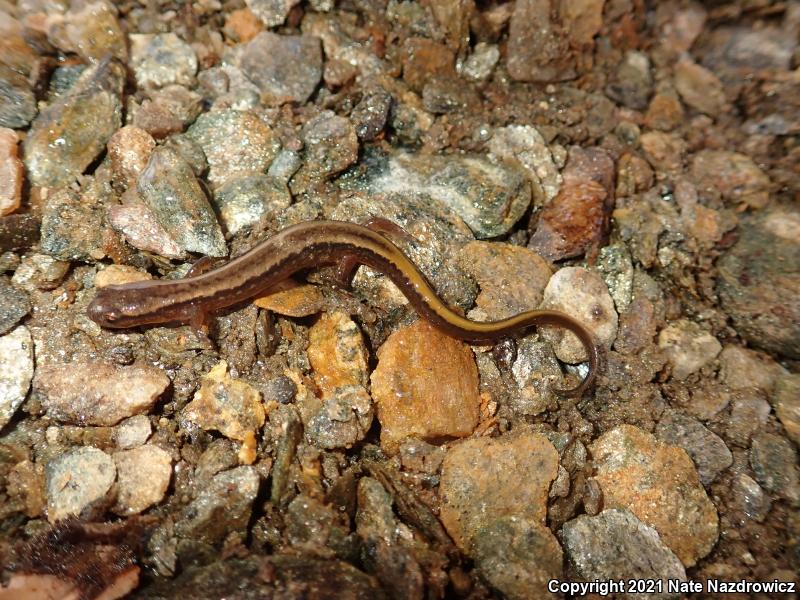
[0,0,799,598]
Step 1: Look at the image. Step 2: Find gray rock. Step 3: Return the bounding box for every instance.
[342,149,530,238]
[657,319,722,380]
[174,466,260,544]
[606,51,653,110]
[726,394,771,447]
[472,517,563,600]
[130,33,198,89]
[213,174,291,236]
[750,432,800,503]
[655,410,732,485]
[0,276,30,335]
[0,325,34,430]
[46,447,116,522]
[731,474,771,522]
[240,32,322,105]
[0,65,36,128]
[290,111,358,194]
[718,205,800,359]
[774,374,800,445]
[351,88,393,141]
[10,254,70,292]
[113,444,172,515]
[40,186,109,261]
[24,58,124,187]
[185,109,280,189]
[459,43,500,81]
[138,147,227,257]
[245,0,300,27]
[562,509,686,600]
[596,243,635,313]
[34,362,170,426]
[45,0,127,63]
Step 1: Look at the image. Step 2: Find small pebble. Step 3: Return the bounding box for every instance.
[539,267,618,363]
[113,444,172,515]
[658,319,722,380]
[674,58,726,117]
[0,64,36,129]
[239,32,323,105]
[290,111,358,194]
[371,320,480,454]
[488,124,561,204]
[129,33,198,89]
[0,128,23,216]
[690,150,771,209]
[46,447,116,522]
[731,473,771,522]
[605,50,653,110]
[174,466,260,545]
[107,126,156,189]
[115,414,152,449]
[0,276,30,335]
[655,409,732,485]
[245,0,299,27]
[749,432,800,504]
[0,325,34,429]
[299,312,372,449]
[45,0,127,63]
[774,374,800,445]
[726,393,770,447]
[11,254,70,292]
[639,131,685,175]
[459,43,500,82]
[213,174,291,236]
[34,362,170,426]
[94,264,153,288]
[185,109,280,189]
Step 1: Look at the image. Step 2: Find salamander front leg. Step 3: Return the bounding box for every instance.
[333,217,419,287]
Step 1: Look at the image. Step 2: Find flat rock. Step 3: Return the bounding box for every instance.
[24,58,124,188]
[528,146,614,261]
[130,33,197,89]
[371,320,480,454]
[298,312,373,449]
[174,466,260,545]
[239,32,322,105]
[113,444,172,515]
[562,509,686,600]
[0,325,34,429]
[35,362,170,426]
[473,517,562,600]
[0,276,30,335]
[108,192,186,260]
[591,425,719,567]
[731,474,771,522]
[345,150,530,238]
[718,345,785,394]
[185,109,280,189]
[40,185,113,262]
[137,146,227,257]
[439,431,558,552]
[0,128,22,216]
[540,267,618,363]
[717,204,800,358]
[655,410,732,485]
[657,319,722,380]
[606,51,653,110]
[45,447,116,522]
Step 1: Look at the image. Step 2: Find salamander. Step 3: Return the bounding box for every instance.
[87,220,599,396]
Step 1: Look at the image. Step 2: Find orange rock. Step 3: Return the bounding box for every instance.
[371,320,480,454]
[0,128,23,216]
[439,431,559,552]
[254,282,326,318]
[457,241,552,319]
[591,425,719,567]
[224,8,263,43]
[308,311,369,394]
[94,264,153,288]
